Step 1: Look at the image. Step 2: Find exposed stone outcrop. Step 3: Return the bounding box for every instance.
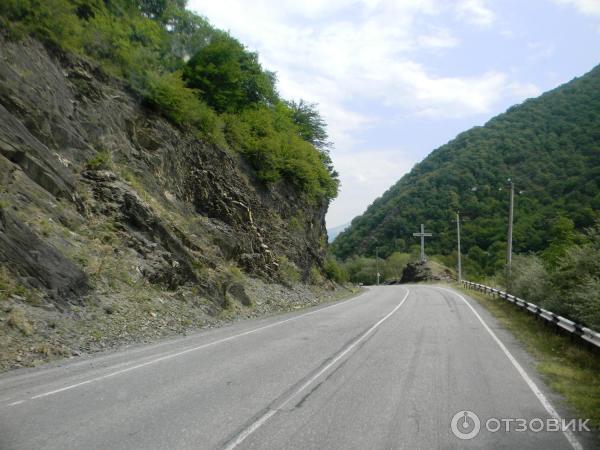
[400,261,454,283]
[0,34,329,308]
[0,208,89,304]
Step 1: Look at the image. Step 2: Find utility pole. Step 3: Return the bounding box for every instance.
[456,212,462,284]
[376,247,380,285]
[506,179,514,291]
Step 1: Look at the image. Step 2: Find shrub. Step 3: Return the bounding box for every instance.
[571,277,600,330]
[86,150,113,170]
[277,256,300,286]
[142,71,224,143]
[223,104,338,200]
[511,254,552,307]
[324,257,347,283]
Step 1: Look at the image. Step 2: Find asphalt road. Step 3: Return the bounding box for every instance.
[0,285,595,449]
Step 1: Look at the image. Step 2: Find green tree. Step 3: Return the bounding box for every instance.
[287,100,330,150]
[183,33,277,113]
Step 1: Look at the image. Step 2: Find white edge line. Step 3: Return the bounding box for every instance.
[436,286,583,450]
[10,290,366,405]
[222,288,411,450]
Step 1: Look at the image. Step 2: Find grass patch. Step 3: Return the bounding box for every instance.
[277,255,300,286]
[86,150,113,171]
[461,286,600,430]
[0,266,41,305]
[7,308,33,336]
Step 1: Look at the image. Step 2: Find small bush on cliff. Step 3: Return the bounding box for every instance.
[277,256,301,286]
[142,71,224,143]
[86,150,113,171]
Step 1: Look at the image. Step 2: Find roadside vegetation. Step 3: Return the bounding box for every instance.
[463,287,600,430]
[333,220,600,330]
[0,0,338,201]
[462,221,600,331]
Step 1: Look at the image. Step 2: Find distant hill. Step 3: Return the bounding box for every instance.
[327,222,350,242]
[332,64,600,275]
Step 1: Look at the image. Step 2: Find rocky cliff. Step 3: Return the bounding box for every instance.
[0,35,337,369]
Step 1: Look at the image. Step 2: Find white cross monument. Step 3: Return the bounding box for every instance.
[413,224,432,262]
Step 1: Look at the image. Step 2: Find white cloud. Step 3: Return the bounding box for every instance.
[187,0,542,225]
[326,149,416,228]
[418,27,461,48]
[553,0,600,16]
[187,0,519,129]
[455,0,495,26]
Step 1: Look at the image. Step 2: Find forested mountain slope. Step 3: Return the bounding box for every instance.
[332,64,600,275]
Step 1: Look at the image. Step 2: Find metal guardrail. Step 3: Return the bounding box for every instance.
[462,280,600,349]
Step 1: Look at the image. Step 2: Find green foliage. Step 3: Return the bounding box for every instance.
[1,0,83,48]
[509,222,600,330]
[308,265,325,285]
[323,257,347,283]
[287,99,331,152]
[511,254,553,307]
[383,252,411,280]
[86,150,113,170]
[340,251,412,285]
[541,216,576,266]
[223,103,339,199]
[277,256,301,286]
[1,0,338,201]
[183,33,277,113]
[341,256,378,285]
[332,66,600,267]
[142,71,223,142]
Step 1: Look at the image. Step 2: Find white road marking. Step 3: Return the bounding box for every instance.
[6,290,367,407]
[222,288,411,450]
[436,287,583,450]
[223,409,278,450]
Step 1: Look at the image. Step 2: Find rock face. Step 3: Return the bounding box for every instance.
[400,261,454,283]
[0,208,89,304]
[0,35,329,308]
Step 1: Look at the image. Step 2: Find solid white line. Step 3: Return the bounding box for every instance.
[223,288,411,450]
[436,287,583,450]
[9,290,367,406]
[223,409,278,450]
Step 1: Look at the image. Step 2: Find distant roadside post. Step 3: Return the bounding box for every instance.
[376,247,380,285]
[413,224,433,262]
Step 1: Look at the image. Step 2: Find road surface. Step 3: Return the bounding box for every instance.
[0,285,595,449]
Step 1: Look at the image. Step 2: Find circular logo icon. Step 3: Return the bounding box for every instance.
[451,410,481,440]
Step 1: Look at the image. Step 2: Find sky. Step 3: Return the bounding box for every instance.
[187,0,600,228]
